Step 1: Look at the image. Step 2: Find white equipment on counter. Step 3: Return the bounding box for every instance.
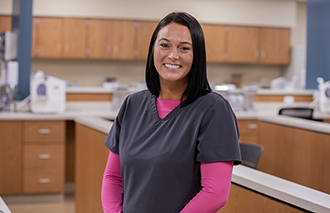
[317,77,330,113]
[30,70,66,113]
[0,31,17,61]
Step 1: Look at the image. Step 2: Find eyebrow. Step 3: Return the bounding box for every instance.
[158,38,192,46]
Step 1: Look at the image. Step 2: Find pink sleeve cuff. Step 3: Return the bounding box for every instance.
[180,161,234,213]
[101,151,123,213]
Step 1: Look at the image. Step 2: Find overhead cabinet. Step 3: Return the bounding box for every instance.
[202,24,290,64]
[225,26,290,64]
[32,16,290,64]
[201,24,226,62]
[88,19,135,59]
[134,21,158,60]
[0,15,12,33]
[32,17,87,58]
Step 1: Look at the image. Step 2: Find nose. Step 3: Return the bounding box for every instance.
[168,48,179,60]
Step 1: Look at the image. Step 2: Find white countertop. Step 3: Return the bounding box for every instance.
[0,102,118,120]
[232,165,330,213]
[66,86,114,94]
[0,197,11,213]
[259,114,330,134]
[66,87,316,96]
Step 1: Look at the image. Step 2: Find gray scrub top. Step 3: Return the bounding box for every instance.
[105,90,241,213]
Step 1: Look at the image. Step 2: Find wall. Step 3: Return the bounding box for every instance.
[306,0,330,89]
[31,0,296,27]
[1,0,307,88]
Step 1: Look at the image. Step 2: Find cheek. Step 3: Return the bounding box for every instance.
[154,48,165,61]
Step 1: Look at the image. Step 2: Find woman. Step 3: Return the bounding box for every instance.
[102,12,241,213]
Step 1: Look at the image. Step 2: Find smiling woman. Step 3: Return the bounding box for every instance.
[101,12,242,213]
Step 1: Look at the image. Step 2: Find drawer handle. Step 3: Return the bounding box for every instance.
[247,124,258,129]
[38,178,51,184]
[38,128,51,134]
[38,154,51,159]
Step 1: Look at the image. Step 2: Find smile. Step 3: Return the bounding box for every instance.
[164,63,182,69]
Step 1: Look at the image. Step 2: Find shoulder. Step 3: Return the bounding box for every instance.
[196,91,230,108]
[125,89,152,102]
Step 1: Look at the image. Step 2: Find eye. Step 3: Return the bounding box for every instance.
[160,43,169,48]
[180,46,191,52]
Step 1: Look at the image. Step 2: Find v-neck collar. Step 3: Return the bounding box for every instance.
[149,93,182,121]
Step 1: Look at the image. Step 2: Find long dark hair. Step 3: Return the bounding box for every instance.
[145,12,211,107]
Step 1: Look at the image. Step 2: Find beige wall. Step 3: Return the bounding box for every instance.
[1,0,307,88]
[31,0,296,28]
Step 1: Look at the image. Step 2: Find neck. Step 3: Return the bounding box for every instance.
[158,79,188,100]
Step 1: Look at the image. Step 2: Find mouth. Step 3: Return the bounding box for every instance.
[164,63,182,69]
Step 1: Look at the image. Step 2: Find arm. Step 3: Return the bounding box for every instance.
[101,151,123,213]
[180,161,234,213]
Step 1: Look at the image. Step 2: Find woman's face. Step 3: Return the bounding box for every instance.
[153,23,193,87]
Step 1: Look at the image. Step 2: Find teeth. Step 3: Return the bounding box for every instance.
[165,64,180,69]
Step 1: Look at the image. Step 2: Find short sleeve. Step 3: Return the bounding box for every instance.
[104,96,128,154]
[196,98,241,165]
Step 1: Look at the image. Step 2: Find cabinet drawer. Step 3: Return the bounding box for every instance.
[24,144,65,169]
[23,120,65,143]
[23,168,64,193]
[237,120,259,134]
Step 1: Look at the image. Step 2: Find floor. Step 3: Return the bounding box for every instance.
[6,194,75,213]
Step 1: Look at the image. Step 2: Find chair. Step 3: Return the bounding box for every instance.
[278,107,314,120]
[239,143,264,169]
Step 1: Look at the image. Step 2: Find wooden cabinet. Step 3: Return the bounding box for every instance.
[237,119,259,144]
[75,123,109,213]
[32,17,63,58]
[113,20,135,59]
[62,18,87,58]
[254,94,313,102]
[259,27,290,64]
[219,184,304,213]
[134,21,158,60]
[226,26,259,63]
[32,17,87,58]
[258,121,330,194]
[201,24,225,62]
[0,121,22,195]
[22,120,66,194]
[225,26,290,64]
[31,16,290,64]
[0,15,11,33]
[88,19,111,59]
[88,19,135,59]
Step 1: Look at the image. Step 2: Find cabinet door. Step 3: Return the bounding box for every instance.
[237,120,259,144]
[0,15,11,33]
[62,18,87,58]
[112,20,135,59]
[225,26,259,63]
[201,24,225,62]
[259,27,290,64]
[134,21,158,60]
[0,121,22,194]
[88,19,110,59]
[34,17,63,58]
